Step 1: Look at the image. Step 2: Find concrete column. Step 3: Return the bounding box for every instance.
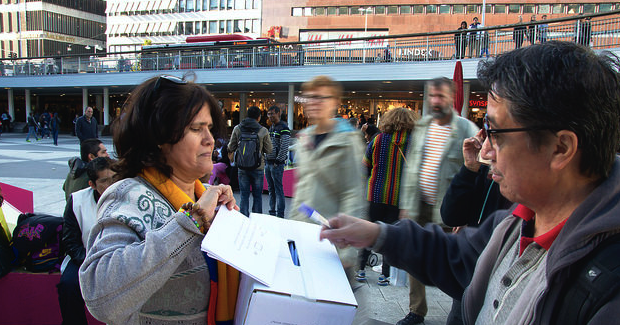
[239,92,247,121]
[82,88,88,113]
[25,90,31,119]
[287,83,294,129]
[460,83,471,118]
[8,89,15,120]
[103,88,110,125]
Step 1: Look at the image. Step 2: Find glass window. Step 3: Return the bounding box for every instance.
[508,4,520,13]
[209,20,216,33]
[220,0,225,10]
[253,0,259,9]
[185,22,193,35]
[227,0,233,9]
[566,4,580,14]
[234,0,243,9]
[219,20,224,33]
[179,0,186,12]
[388,6,398,14]
[226,20,232,33]
[453,5,465,13]
[376,6,385,14]
[188,0,195,11]
[203,0,209,10]
[209,0,217,10]
[551,4,563,13]
[338,7,348,15]
[523,4,534,13]
[538,4,550,14]
[485,4,492,13]
[178,22,184,34]
[195,21,200,33]
[292,7,302,16]
[600,3,614,12]
[400,5,411,14]
[245,0,251,9]
[245,19,251,32]
[202,21,207,33]
[439,5,450,14]
[426,5,437,14]
[233,20,241,32]
[304,7,312,16]
[252,19,259,33]
[327,7,336,15]
[413,5,424,14]
[315,7,325,15]
[466,5,478,14]
[583,4,595,13]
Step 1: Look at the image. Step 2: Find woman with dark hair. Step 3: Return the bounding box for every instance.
[355,107,417,286]
[454,21,468,59]
[79,74,239,325]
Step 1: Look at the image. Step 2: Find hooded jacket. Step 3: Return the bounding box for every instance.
[375,157,620,325]
[228,117,272,170]
[62,157,89,201]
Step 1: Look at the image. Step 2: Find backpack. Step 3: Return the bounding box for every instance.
[552,234,620,324]
[11,213,63,272]
[234,126,261,170]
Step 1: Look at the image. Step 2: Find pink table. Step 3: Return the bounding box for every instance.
[263,168,296,197]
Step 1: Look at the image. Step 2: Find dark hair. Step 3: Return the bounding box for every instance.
[477,41,620,179]
[364,124,379,138]
[268,105,280,113]
[428,77,455,94]
[248,106,261,119]
[80,138,103,162]
[86,157,113,183]
[112,75,225,179]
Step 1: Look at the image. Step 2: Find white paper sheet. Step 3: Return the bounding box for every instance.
[200,207,281,286]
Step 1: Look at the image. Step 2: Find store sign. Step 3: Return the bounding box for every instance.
[300,30,389,49]
[469,100,488,107]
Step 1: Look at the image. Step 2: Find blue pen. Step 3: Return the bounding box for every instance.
[298,203,331,228]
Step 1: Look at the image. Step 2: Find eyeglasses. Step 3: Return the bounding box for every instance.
[483,115,546,147]
[302,95,334,102]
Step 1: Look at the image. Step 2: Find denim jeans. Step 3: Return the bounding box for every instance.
[265,163,285,218]
[26,126,38,141]
[238,168,264,217]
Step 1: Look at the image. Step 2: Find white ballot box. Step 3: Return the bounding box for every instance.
[233,213,357,325]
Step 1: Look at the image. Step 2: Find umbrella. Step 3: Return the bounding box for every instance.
[453,60,464,115]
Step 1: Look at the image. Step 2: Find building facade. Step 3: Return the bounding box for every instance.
[106,0,262,53]
[263,1,619,42]
[0,0,105,58]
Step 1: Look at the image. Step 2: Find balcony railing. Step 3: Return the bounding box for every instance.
[2,11,620,77]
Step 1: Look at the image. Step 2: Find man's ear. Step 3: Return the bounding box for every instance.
[550,130,579,171]
[87,153,96,162]
[88,180,96,190]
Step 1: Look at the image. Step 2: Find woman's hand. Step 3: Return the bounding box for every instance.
[195,184,238,230]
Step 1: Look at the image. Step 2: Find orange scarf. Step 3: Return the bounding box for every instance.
[140,167,239,324]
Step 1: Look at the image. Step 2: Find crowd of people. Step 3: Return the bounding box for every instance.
[1,41,619,325]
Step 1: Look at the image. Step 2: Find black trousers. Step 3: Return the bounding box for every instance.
[358,202,400,276]
[57,260,88,325]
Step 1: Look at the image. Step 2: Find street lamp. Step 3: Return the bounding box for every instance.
[358,7,372,63]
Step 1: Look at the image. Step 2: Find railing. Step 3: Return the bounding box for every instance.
[2,11,620,77]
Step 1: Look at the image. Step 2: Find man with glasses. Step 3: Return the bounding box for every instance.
[265,105,290,218]
[319,41,620,324]
[396,77,478,325]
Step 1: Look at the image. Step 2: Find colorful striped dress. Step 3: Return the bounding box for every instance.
[363,130,412,206]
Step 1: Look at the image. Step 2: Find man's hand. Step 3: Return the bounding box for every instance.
[462,129,485,172]
[319,213,380,249]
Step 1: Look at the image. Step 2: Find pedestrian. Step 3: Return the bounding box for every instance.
[290,75,366,270]
[79,74,238,325]
[454,21,468,59]
[75,107,98,143]
[538,15,549,43]
[227,105,272,217]
[51,112,61,145]
[355,107,417,287]
[576,15,592,47]
[57,157,116,325]
[71,113,78,136]
[513,16,526,49]
[25,112,40,142]
[62,138,109,201]
[1,110,10,133]
[395,77,478,325]
[320,41,620,325]
[264,105,291,218]
[468,17,481,58]
[384,44,393,62]
[527,15,538,44]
